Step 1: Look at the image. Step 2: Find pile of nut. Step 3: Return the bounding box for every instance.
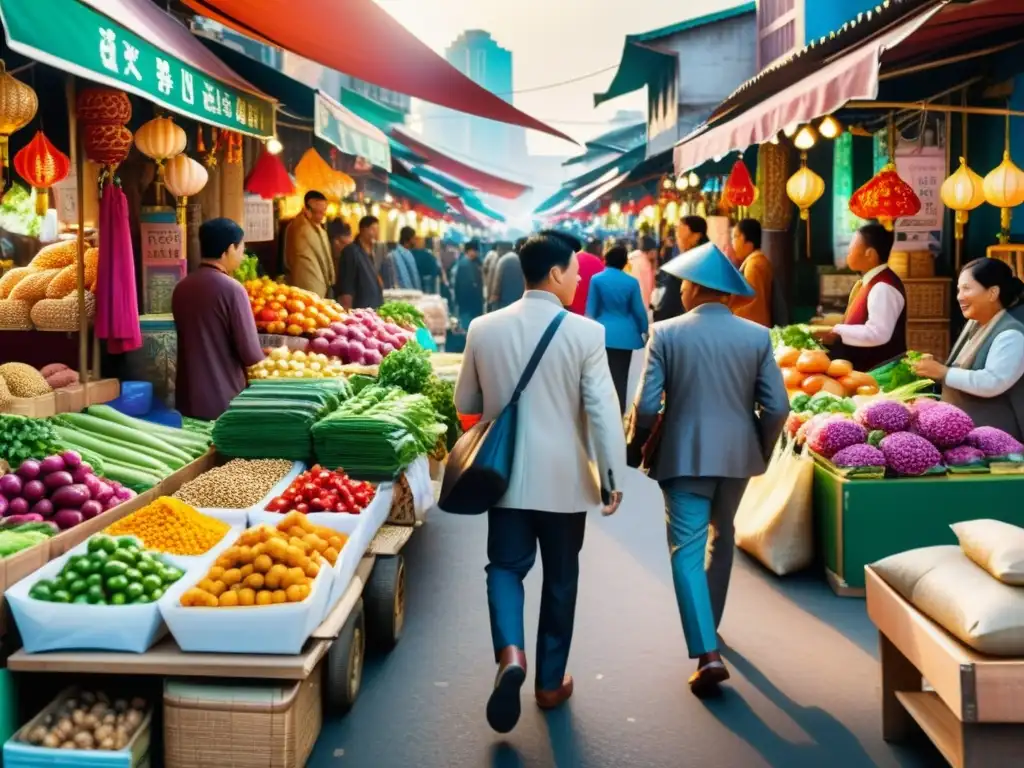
[173,459,294,509]
[23,691,146,751]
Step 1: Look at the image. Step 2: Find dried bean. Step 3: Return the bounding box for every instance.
[173,459,293,509]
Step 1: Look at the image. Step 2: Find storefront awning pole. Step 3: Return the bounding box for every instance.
[67,75,89,389]
[845,101,1024,118]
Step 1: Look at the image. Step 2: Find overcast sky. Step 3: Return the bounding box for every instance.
[374,0,743,157]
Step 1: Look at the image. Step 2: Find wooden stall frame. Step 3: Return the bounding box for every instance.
[866,566,1024,767]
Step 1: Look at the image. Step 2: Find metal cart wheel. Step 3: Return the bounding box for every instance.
[364,555,405,652]
[324,598,365,715]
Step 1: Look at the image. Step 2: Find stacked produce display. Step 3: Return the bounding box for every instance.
[0,241,99,331]
[305,309,414,366]
[0,363,82,410]
[173,459,298,511]
[14,690,149,752]
[264,466,376,515]
[245,277,344,337]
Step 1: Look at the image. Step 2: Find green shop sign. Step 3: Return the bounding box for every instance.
[0,0,275,138]
[315,95,391,172]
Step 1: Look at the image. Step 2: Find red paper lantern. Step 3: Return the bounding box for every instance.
[848,162,921,230]
[82,123,133,167]
[723,160,756,207]
[75,88,131,125]
[245,147,295,199]
[14,130,70,189]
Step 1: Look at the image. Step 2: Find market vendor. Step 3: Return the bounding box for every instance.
[912,258,1024,440]
[814,222,907,371]
[172,219,264,421]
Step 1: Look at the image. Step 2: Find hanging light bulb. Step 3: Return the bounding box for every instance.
[674,176,686,190]
[687,171,699,187]
[266,136,283,156]
[662,176,673,190]
[794,125,818,151]
[609,201,621,216]
[818,116,843,140]
[783,122,799,138]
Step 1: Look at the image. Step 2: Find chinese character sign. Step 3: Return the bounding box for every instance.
[894,147,946,247]
[244,197,275,243]
[141,221,184,262]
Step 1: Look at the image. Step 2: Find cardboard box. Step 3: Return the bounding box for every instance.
[3,393,57,418]
[53,384,86,414]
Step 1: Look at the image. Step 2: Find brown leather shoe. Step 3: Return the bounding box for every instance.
[486,646,527,733]
[535,674,574,710]
[688,661,729,699]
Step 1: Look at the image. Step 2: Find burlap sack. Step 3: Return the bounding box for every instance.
[951,519,1024,585]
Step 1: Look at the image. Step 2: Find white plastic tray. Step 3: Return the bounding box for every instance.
[159,558,333,655]
[194,461,305,525]
[6,546,203,654]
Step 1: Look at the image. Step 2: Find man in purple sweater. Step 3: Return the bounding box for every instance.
[172,218,264,421]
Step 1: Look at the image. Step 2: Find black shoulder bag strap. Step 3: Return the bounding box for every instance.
[509,311,568,406]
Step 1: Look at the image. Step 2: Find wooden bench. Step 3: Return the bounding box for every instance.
[865,566,1024,767]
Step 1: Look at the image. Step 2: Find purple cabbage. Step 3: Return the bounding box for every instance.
[855,400,911,434]
[908,397,941,430]
[832,443,886,469]
[966,426,1024,457]
[881,431,943,476]
[914,403,975,449]
[942,445,986,467]
[808,418,868,459]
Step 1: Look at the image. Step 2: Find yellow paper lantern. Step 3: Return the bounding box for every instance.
[0,62,38,171]
[164,153,208,227]
[940,157,985,240]
[983,150,1024,237]
[294,148,338,196]
[786,164,825,220]
[134,117,187,165]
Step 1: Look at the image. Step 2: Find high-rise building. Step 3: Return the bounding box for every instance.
[423,30,527,170]
[756,0,885,68]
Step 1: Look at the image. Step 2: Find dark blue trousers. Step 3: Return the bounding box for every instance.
[486,508,587,691]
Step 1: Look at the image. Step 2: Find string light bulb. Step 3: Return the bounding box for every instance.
[687,172,699,187]
[794,125,818,151]
[818,116,843,139]
[265,136,283,156]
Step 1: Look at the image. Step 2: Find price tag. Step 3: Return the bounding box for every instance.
[140,221,183,262]
[244,197,274,242]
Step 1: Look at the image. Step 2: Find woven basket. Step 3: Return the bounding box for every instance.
[890,251,935,279]
[163,666,322,768]
[387,473,416,526]
[904,278,951,320]
[907,320,951,361]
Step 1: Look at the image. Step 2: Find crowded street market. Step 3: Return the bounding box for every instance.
[0,0,1023,765]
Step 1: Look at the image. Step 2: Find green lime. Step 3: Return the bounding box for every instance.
[136,559,157,575]
[110,593,127,606]
[141,575,162,594]
[72,594,90,604]
[162,568,184,584]
[148,587,164,601]
[130,594,151,604]
[116,537,138,550]
[106,575,129,593]
[102,561,128,579]
[67,554,87,571]
[90,550,109,566]
[51,590,71,603]
[86,585,106,604]
[68,579,88,596]
[33,579,56,593]
[29,584,52,601]
[110,550,136,566]
[77,558,99,576]
[124,568,142,583]
[86,573,103,588]
[125,583,145,600]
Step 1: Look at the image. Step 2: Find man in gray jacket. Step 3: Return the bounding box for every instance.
[627,241,789,698]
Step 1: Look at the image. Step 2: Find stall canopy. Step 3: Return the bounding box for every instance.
[0,0,275,137]
[180,0,574,143]
[672,0,949,172]
[562,145,646,193]
[408,165,506,224]
[568,172,630,214]
[202,39,391,170]
[387,173,449,217]
[594,4,755,108]
[392,128,530,200]
[335,87,426,166]
[564,121,646,167]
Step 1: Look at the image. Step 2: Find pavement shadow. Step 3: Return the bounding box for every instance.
[490,742,525,768]
[542,705,585,767]
[705,642,888,768]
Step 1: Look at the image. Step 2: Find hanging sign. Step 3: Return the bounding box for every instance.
[52,173,78,228]
[244,197,274,243]
[140,221,183,262]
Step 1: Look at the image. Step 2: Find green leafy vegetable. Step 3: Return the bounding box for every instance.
[424,375,461,451]
[377,340,432,395]
[0,184,42,238]
[233,253,260,282]
[0,414,60,467]
[770,324,823,351]
[871,350,926,392]
[377,301,426,330]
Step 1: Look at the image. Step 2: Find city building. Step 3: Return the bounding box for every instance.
[421,30,528,172]
[596,4,758,158]
[756,0,889,68]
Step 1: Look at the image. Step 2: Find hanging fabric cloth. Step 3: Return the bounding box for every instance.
[94,181,142,353]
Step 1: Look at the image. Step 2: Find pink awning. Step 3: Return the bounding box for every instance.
[673,4,942,174]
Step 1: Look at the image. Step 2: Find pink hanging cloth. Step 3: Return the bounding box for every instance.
[94,181,142,354]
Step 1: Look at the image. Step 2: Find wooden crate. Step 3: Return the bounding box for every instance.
[904,278,951,320]
[2,393,56,417]
[987,244,1024,277]
[53,384,86,414]
[84,378,120,406]
[907,319,951,360]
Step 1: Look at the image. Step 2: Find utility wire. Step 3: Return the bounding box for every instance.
[494,64,619,96]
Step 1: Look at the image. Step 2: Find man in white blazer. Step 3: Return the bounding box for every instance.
[455,230,626,734]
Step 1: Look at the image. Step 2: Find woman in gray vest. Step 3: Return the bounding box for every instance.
[913,258,1024,440]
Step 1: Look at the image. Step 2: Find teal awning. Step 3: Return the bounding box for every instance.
[388,175,449,216]
[391,139,426,165]
[339,87,406,131]
[533,187,574,216]
[461,191,505,223]
[0,0,277,136]
[562,145,647,192]
[412,165,474,197]
[564,122,647,167]
[594,3,755,108]
[202,40,390,170]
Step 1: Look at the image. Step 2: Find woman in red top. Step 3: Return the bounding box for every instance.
[568,242,605,315]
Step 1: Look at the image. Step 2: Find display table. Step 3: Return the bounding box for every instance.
[813,463,1024,596]
[866,567,1024,767]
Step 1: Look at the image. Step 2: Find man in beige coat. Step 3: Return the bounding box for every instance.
[454,230,626,734]
[284,191,334,297]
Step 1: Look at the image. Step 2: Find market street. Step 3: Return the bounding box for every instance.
[310,467,945,768]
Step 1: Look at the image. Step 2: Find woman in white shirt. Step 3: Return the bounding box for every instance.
[913,258,1024,439]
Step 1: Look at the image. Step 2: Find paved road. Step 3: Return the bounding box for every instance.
[309,468,945,768]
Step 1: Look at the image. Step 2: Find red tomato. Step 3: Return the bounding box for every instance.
[310,497,326,511]
[334,502,349,513]
[265,497,289,512]
[302,483,318,495]
[296,502,309,514]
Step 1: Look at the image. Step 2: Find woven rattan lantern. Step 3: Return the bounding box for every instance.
[13,130,71,215]
[164,153,208,227]
[0,62,38,178]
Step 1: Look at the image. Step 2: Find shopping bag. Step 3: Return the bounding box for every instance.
[734,436,815,576]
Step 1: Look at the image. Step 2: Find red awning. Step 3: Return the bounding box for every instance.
[392,129,530,200]
[673,3,943,173]
[180,0,574,143]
